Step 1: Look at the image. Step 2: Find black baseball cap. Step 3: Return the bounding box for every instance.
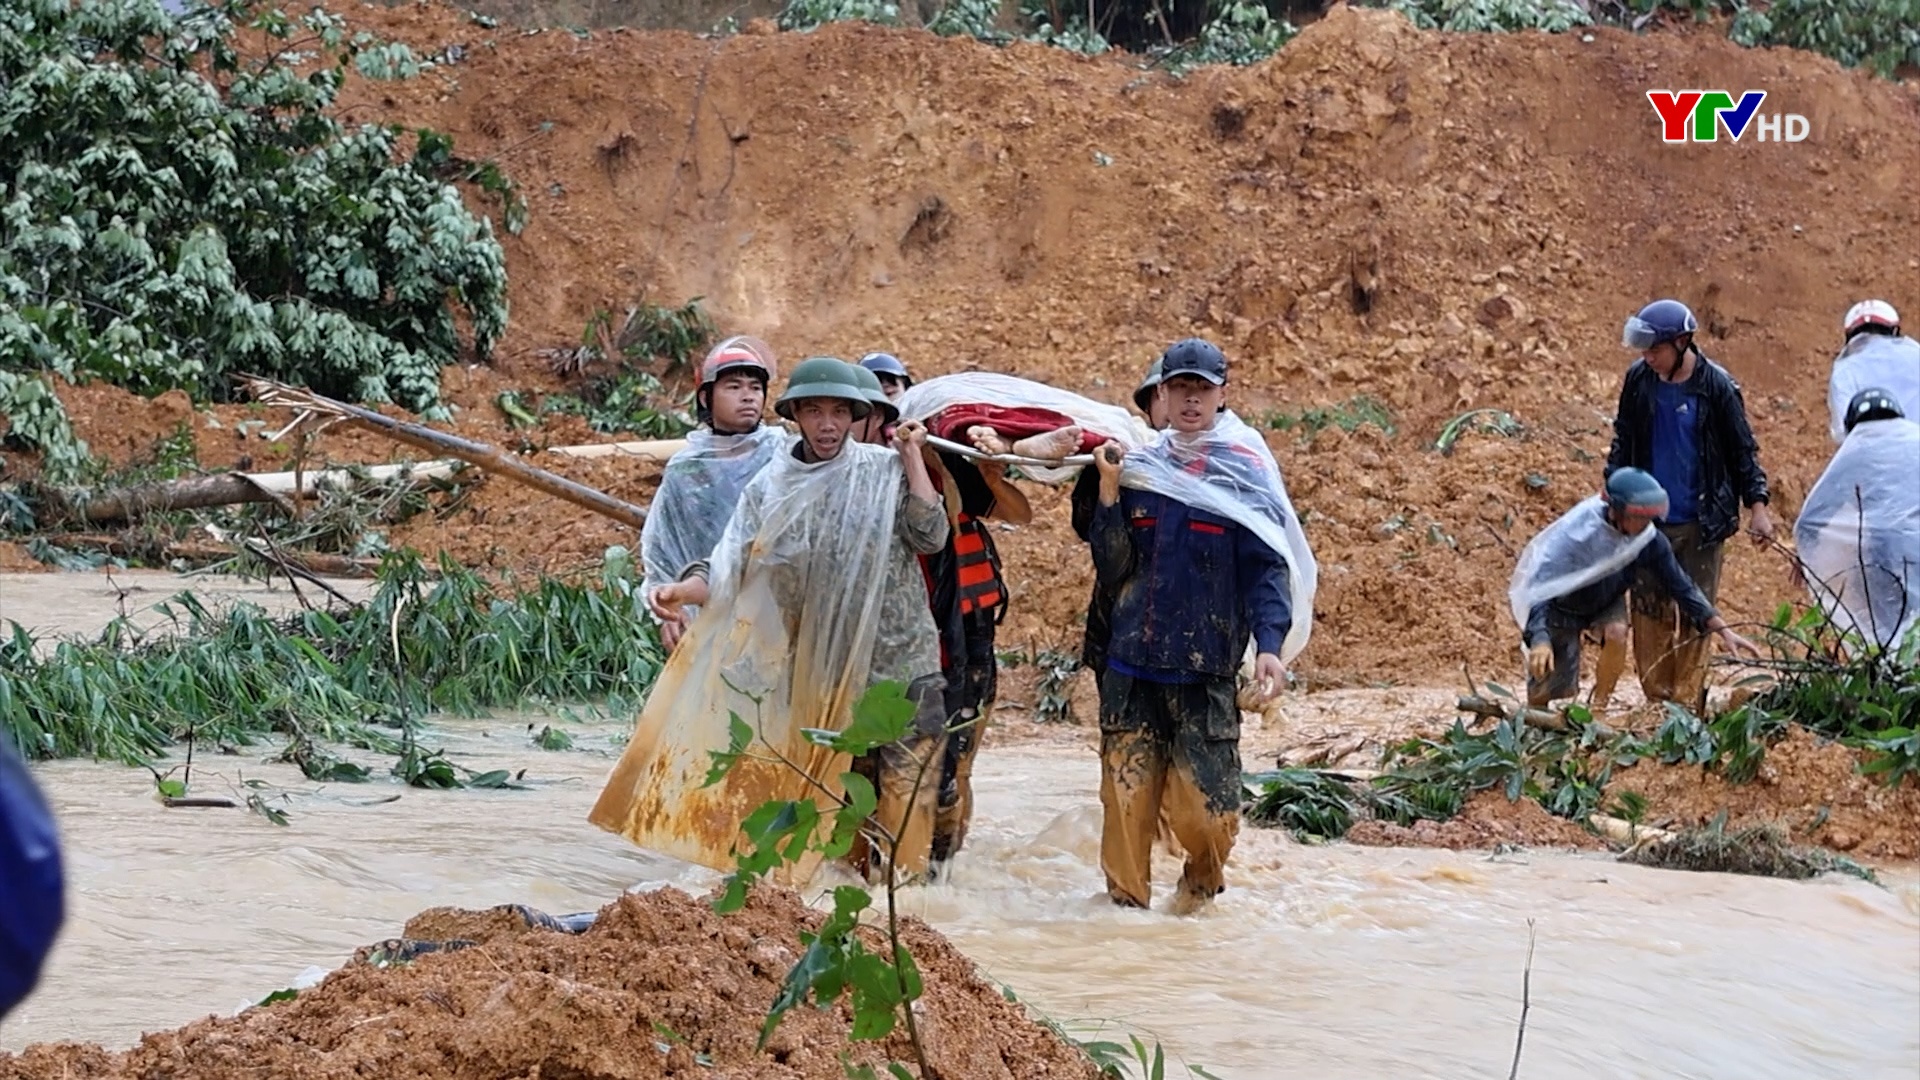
[1158,338,1227,385]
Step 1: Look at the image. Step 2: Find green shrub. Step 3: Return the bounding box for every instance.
[0,0,510,478]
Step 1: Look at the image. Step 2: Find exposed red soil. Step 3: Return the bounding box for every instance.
[1346,789,1611,851]
[1605,726,1920,860]
[0,886,1102,1080]
[20,1,1916,685]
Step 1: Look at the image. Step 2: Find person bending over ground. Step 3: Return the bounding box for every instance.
[650,357,951,881]
[1513,468,1758,711]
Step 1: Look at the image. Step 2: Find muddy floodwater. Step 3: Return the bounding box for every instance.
[3,572,1919,1078]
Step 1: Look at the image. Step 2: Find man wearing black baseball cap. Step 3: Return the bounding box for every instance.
[1088,337,1292,915]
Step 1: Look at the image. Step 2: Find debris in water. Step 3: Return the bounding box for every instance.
[1620,817,1878,883]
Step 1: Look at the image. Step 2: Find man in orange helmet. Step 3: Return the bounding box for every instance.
[641,336,786,652]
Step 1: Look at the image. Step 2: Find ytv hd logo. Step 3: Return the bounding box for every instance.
[1647,91,1809,143]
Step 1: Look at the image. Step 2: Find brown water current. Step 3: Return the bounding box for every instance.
[2,572,1917,1078]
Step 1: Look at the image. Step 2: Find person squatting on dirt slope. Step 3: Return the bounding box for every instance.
[2,739,64,1020]
[1609,299,1775,714]
[647,358,952,881]
[1795,388,1920,658]
[1826,300,1920,446]
[1509,468,1760,711]
[640,336,785,653]
[1088,339,1300,915]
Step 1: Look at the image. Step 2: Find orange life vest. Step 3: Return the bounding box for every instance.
[952,513,1006,620]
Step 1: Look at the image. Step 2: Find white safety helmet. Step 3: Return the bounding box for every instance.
[1842,299,1900,339]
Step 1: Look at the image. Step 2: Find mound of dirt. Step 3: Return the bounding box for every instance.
[0,886,1102,1080]
[1604,727,1920,860]
[17,0,1920,686]
[1345,789,1610,851]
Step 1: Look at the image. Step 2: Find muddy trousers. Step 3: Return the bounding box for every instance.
[932,611,1000,865]
[1631,522,1724,714]
[849,675,949,884]
[1097,670,1242,910]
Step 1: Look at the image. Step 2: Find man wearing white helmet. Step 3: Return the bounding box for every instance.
[1827,300,1920,445]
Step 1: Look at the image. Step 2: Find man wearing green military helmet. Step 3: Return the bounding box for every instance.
[650,356,953,882]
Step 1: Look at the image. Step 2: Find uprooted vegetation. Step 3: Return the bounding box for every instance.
[0,547,663,778]
[1245,601,1920,865]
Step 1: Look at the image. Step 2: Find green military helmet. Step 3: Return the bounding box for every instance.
[1132,356,1165,414]
[774,356,874,422]
[847,362,901,424]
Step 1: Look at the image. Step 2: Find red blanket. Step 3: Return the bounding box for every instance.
[927,403,1107,452]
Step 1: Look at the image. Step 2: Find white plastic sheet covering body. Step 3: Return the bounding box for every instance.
[1827,334,1920,444]
[1794,418,1920,655]
[638,426,788,620]
[1115,411,1319,665]
[590,441,907,882]
[1508,495,1658,642]
[896,372,1158,483]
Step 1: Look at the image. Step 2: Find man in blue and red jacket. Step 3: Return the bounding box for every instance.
[1089,339,1290,915]
[2,739,65,1021]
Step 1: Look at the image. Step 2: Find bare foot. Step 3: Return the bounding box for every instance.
[1009,425,1083,460]
[966,425,1010,455]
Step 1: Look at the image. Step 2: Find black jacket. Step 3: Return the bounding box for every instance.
[1605,353,1769,546]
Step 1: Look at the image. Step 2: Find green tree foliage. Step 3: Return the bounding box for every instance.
[0,0,510,478]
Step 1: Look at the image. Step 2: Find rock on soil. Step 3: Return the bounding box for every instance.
[0,887,1102,1080]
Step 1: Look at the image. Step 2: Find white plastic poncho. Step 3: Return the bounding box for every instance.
[895,372,1159,483]
[590,441,907,883]
[638,425,788,617]
[1508,495,1658,641]
[1116,410,1318,665]
[1827,334,1920,444]
[1794,418,1920,655]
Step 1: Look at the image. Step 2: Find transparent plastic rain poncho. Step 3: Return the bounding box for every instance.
[590,441,908,882]
[638,425,788,621]
[1507,495,1658,640]
[895,372,1159,483]
[1827,334,1920,444]
[1114,411,1319,665]
[1793,418,1920,656]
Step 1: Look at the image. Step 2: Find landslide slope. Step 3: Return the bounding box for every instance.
[59,2,1920,681]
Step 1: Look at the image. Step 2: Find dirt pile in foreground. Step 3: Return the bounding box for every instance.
[13,0,1920,689]
[0,887,1100,1080]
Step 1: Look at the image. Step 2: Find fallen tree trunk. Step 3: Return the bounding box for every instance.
[62,461,460,525]
[242,378,649,530]
[546,439,688,462]
[1457,694,1571,732]
[42,534,386,577]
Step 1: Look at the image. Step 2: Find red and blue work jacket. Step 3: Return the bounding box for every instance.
[1091,489,1291,681]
